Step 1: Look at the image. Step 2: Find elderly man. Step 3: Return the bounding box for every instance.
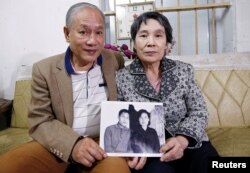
[0,2,130,173]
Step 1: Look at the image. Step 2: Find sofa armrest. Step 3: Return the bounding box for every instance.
[0,99,13,130]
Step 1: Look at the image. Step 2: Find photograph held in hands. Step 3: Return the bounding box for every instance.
[100,101,165,157]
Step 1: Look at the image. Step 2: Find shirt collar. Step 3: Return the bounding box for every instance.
[65,47,103,75]
[117,122,129,129]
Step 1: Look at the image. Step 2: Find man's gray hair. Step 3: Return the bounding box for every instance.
[66,2,105,28]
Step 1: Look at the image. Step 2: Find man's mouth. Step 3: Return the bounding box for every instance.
[86,49,97,55]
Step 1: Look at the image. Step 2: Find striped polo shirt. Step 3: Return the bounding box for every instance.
[65,47,107,137]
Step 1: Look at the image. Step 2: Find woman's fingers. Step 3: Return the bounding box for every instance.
[160,137,185,162]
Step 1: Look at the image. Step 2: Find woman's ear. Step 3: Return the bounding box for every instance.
[165,46,170,56]
[165,43,169,49]
[63,26,70,43]
[133,43,137,50]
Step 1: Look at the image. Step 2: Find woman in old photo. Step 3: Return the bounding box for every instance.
[130,109,160,153]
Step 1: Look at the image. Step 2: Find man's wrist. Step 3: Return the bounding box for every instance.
[68,136,84,164]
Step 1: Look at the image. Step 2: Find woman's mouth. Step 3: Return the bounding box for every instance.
[144,51,157,56]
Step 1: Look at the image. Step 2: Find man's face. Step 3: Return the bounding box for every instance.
[119,112,129,128]
[64,7,105,67]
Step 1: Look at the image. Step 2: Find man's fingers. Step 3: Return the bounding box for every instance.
[127,157,138,169]
[79,154,94,167]
[87,145,106,161]
[134,157,147,170]
[72,137,106,167]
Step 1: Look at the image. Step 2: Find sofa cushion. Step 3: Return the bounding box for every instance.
[0,127,32,155]
[195,70,250,128]
[206,127,250,156]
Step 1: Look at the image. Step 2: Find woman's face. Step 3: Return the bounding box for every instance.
[134,19,168,64]
[139,113,149,127]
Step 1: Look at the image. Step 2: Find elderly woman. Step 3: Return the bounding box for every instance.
[115,11,219,173]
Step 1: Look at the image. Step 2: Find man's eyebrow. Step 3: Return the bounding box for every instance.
[79,24,104,30]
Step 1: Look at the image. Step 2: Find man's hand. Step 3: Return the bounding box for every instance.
[160,135,188,162]
[71,137,107,167]
[127,157,147,170]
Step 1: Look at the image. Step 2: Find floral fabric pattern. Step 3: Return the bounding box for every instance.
[115,58,209,148]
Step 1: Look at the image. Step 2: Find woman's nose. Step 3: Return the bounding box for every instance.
[147,36,155,46]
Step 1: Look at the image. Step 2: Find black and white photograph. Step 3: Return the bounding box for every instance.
[100,101,165,157]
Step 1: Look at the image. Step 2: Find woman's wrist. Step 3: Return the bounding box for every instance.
[175,135,189,149]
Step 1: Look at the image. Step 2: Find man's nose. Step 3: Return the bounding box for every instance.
[86,33,97,44]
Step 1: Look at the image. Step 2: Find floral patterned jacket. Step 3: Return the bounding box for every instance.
[115,58,209,148]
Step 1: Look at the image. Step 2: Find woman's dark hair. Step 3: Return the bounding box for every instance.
[130,11,173,44]
[138,109,151,126]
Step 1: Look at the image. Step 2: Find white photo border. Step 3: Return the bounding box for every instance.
[100,101,165,157]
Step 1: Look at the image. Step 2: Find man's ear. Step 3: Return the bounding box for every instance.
[64,26,70,43]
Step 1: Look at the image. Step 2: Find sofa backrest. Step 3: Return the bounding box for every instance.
[11,66,32,128]
[11,53,250,129]
[170,52,250,128]
[195,69,250,128]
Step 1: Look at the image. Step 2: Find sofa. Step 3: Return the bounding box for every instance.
[171,52,250,156]
[0,66,32,155]
[0,53,250,156]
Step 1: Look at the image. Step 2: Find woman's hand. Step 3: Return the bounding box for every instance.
[160,135,188,162]
[127,157,147,170]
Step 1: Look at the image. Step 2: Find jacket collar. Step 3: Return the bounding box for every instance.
[63,47,118,101]
[128,57,179,101]
[129,57,176,74]
[54,48,117,126]
[64,47,102,75]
